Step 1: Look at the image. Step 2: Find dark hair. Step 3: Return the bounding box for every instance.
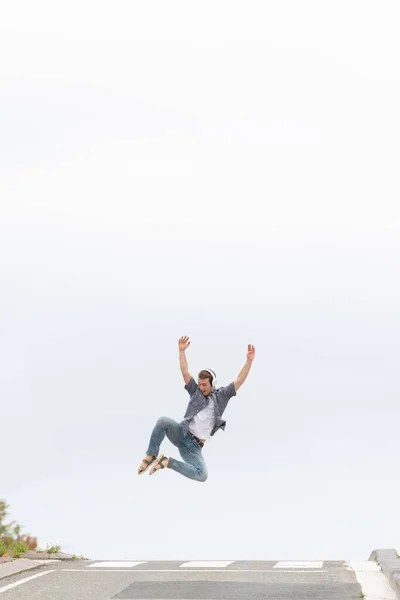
[198,369,214,384]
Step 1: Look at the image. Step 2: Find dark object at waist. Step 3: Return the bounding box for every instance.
[188,432,205,448]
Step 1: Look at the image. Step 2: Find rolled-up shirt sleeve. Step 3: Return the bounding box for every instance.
[184,377,199,396]
[217,382,236,412]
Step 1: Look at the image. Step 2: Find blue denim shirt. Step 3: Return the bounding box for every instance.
[180,377,237,436]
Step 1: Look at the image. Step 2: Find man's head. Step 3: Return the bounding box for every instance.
[198,369,217,396]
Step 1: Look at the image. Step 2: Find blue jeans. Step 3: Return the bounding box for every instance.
[146,416,208,483]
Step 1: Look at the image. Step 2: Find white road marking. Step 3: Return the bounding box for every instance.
[63,568,328,573]
[88,561,146,568]
[179,561,234,568]
[273,561,324,569]
[347,561,397,599]
[0,570,55,593]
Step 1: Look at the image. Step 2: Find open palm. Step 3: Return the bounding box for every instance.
[178,336,191,351]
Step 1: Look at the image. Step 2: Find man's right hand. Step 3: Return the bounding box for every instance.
[179,336,192,384]
[178,335,191,351]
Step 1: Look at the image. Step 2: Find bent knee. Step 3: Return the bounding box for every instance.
[156,416,172,427]
[197,471,208,483]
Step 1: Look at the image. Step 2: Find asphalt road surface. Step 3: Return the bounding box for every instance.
[0,559,365,599]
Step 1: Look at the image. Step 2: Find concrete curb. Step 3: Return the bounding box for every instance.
[369,548,400,599]
[0,553,84,582]
[0,558,59,581]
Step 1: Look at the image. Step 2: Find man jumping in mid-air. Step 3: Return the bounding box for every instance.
[137,335,256,482]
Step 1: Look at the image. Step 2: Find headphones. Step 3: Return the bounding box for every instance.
[203,368,217,390]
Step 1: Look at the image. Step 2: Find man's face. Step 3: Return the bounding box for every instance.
[198,377,213,396]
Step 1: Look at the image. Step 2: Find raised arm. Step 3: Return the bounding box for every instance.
[234,344,256,391]
[178,335,192,385]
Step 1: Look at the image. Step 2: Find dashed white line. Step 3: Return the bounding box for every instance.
[88,561,146,568]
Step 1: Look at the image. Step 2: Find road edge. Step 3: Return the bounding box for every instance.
[369,548,400,599]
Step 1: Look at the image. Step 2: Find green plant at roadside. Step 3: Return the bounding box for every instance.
[0,499,85,560]
[36,543,62,555]
[12,542,30,558]
[0,499,62,558]
[0,540,8,557]
[0,501,20,539]
[46,543,61,556]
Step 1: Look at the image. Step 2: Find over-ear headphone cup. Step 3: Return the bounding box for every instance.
[204,368,217,390]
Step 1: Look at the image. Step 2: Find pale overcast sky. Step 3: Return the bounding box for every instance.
[1,0,399,561]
